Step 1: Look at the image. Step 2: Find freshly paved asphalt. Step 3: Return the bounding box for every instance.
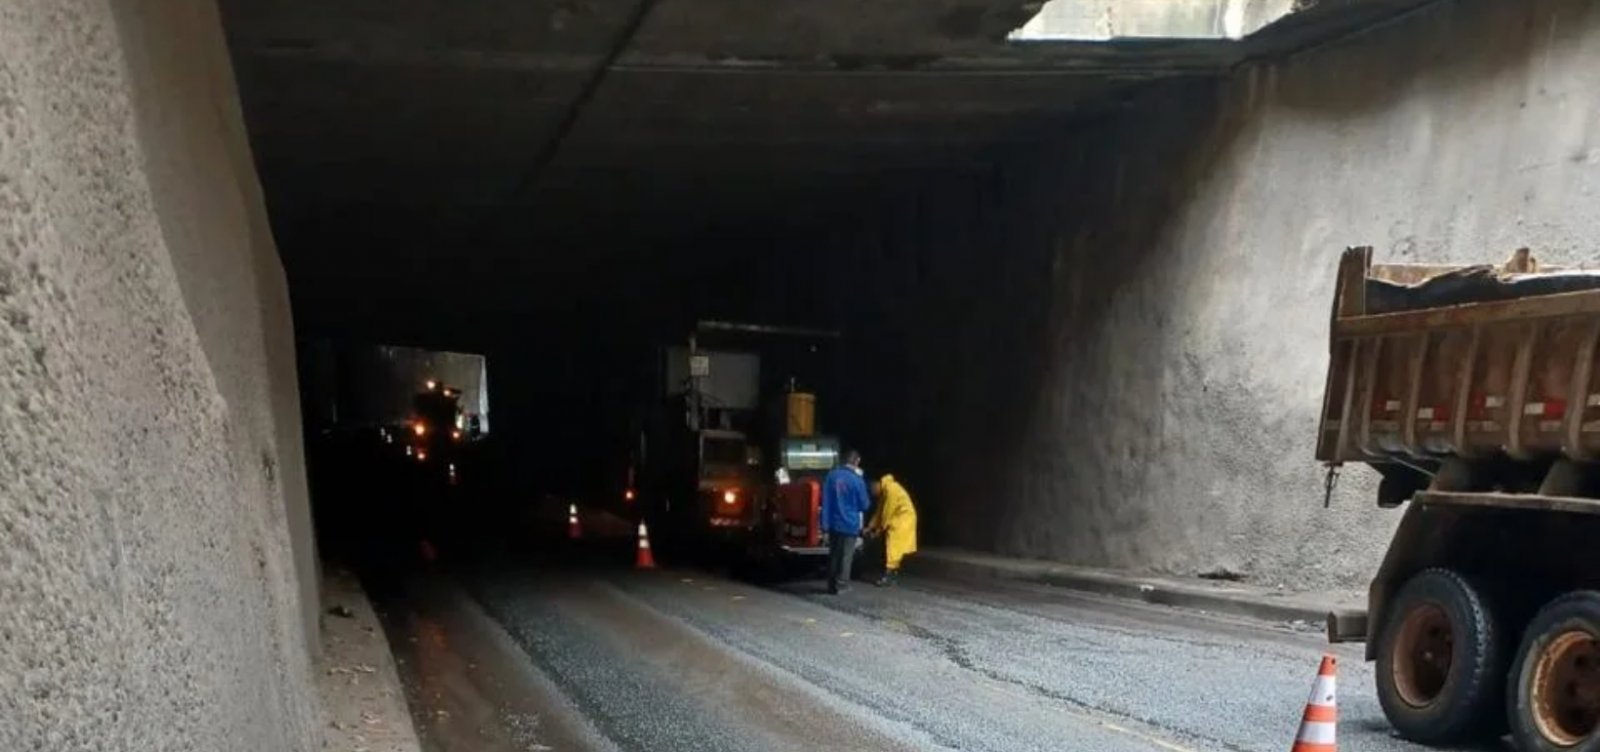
[378,544,1508,752]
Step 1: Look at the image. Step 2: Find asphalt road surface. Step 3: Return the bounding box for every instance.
[380,553,1508,752]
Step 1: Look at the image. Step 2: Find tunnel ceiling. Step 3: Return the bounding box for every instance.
[219,0,1434,340]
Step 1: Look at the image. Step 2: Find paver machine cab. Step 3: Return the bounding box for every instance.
[636,321,844,567]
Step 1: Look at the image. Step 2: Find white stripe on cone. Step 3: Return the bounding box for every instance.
[1297,721,1336,745]
[638,523,651,548]
[1306,675,1336,706]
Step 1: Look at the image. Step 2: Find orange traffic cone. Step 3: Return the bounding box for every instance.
[1292,655,1338,752]
[635,522,657,570]
[567,503,582,540]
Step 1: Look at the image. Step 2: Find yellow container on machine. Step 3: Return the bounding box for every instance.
[786,392,816,437]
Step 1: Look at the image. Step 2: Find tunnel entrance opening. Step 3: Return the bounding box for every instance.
[222,0,1448,582]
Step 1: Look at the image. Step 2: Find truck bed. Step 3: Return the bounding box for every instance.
[1317,247,1600,464]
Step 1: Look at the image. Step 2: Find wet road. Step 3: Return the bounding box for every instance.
[381,556,1504,752]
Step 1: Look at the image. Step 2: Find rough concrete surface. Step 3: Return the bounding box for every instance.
[0,0,318,749]
[320,570,421,752]
[851,0,1600,594]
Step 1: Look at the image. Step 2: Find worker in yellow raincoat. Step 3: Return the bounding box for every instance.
[866,474,918,586]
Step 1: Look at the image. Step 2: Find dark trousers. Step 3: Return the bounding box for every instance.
[827,533,858,592]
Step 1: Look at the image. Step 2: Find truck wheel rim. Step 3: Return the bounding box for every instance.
[1532,629,1600,746]
[1393,603,1454,707]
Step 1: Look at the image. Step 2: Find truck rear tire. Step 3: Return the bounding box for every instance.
[1509,592,1600,752]
[1376,568,1506,744]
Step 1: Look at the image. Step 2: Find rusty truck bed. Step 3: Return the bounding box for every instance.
[1318,247,1600,464]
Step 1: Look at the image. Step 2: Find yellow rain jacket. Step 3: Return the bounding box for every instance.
[867,475,919,570]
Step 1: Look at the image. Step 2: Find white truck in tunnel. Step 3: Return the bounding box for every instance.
[1320,246,1600,750]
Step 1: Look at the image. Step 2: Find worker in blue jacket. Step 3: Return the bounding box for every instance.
[821,449,871,594]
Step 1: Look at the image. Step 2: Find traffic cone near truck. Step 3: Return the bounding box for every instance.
[1291,655,1338,752]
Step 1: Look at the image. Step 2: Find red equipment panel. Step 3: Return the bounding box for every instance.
[774,480,821,547]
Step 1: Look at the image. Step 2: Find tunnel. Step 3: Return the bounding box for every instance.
[10,0,1600,750]
[225,0,1440,570]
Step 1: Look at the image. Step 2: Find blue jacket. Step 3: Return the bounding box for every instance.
[820,466,871,536]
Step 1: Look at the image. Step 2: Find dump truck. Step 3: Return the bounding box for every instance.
[1319,246,1600,749]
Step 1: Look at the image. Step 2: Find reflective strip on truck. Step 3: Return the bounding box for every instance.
[1466,394,1505,420]
[1523,400,1566,418]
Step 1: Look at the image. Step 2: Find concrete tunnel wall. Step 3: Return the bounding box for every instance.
[845,0,1600,592]
[1,0,319,749]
